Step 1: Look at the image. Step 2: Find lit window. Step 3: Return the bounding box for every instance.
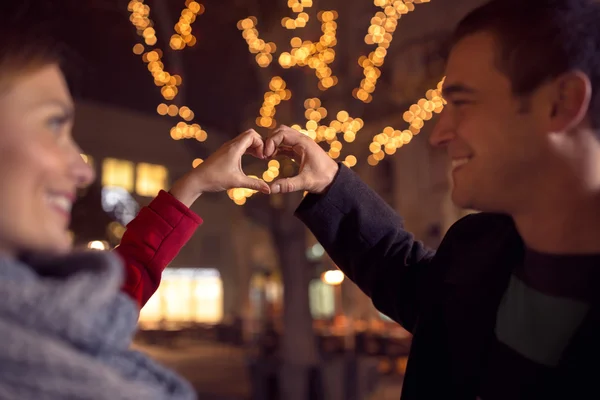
[136,163,168,197]
[102,158,134,192]
[138,268,224,328]
[309,279,335,319]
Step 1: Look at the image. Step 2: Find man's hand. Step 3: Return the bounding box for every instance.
[170,129,271,207]
[264,125,339,194]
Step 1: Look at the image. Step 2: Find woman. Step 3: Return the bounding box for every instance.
[0,24,270,399]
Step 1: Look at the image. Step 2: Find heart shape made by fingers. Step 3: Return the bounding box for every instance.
[227,158,282,205]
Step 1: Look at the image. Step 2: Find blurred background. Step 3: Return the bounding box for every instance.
[33,0,487,398]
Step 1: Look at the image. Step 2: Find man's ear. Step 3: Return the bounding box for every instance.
[548,70,592,133]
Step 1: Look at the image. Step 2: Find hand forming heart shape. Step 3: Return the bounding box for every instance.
[224,125,339,198]
[173,126,339,207]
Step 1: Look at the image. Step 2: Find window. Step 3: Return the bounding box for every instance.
[102,158,134,192]
[138,268,224,328]
[309,279,335,319]
[136,163,168,197]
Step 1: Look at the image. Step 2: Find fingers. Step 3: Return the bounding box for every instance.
[264,125,308,158]
[234,129,266,159]
[270,176,306,194]
[272,146,301,163]
[238,176,271,195]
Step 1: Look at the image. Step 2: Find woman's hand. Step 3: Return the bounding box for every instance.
[169,129,271,207]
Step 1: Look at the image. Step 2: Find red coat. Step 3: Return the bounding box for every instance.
[114,190,203,308]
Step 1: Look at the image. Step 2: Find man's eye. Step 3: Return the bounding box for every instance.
[451,100,471,106]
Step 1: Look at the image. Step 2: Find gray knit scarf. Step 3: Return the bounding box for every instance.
[0,251,196,400]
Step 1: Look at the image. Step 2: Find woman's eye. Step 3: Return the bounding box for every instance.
[48,115,68,132]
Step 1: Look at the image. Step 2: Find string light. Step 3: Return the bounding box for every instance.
[231,0,438,202]
[256,77,292,128]
[282,0,313,30]
[127,0,207,142]
[170,122,208,142]
[263,160,281,183]
[234,6,341,204]
[278,11,339,91]
[129,0,442,205]
[367,77,445,166]
[354,0,430,103]
[295,101,364,159]
[342,155,358,168]
[237,17,277,68]
[234,5,363,204]
[227,175,262,205]
[170,1,204,50]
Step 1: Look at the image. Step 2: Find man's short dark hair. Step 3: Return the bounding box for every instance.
[453,0,600,128]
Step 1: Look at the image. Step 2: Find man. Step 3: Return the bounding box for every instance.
[263,0,600,398]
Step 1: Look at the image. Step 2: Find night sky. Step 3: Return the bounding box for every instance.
[4,0,294,139]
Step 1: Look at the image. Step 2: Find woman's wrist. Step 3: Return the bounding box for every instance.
[169,174,204,208]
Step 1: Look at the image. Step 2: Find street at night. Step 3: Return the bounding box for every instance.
[0,0,598,399]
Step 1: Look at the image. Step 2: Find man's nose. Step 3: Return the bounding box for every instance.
[429,109,456,148]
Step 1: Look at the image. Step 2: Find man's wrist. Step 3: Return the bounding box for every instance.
[313,161,339,194]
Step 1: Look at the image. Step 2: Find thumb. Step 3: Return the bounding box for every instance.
[238,176,271,195]
[270,176,306,194]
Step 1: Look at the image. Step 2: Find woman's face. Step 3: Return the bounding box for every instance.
[0,64,94,256]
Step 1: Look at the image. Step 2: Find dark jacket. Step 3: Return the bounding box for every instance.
[295,164,599,399]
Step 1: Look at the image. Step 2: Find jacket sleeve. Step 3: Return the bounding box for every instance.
[114,190,203,308]
[295,164,435,332]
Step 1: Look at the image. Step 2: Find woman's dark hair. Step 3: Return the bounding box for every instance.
[0,2,72,92]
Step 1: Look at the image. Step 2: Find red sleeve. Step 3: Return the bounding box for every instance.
[114,190,203,308]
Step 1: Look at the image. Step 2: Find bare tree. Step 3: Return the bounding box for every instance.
[230,1,389,399]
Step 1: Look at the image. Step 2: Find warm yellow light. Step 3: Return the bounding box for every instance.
[322,269,344,285]
[88,240,108,251]
[102,158,134,192]
[234,0,438,198]
[167,105,179,117]
[138,268,224,327]
[183,110,195,121]
[132,43,145,54]
[142,27,155,38]
[196,129,208,142]
[367,76,445,165]
[344,155,357,167]
[136,162,168,197]
[336,110,349,122]
[157,103,168,115]
[268,160,280,168]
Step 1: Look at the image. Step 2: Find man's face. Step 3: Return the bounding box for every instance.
[430,32,550,213]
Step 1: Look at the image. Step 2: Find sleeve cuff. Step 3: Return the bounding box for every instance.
[295,162,351,215]
[150,190,203,226]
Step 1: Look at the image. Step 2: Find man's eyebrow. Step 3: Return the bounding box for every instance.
[441,83,477,96]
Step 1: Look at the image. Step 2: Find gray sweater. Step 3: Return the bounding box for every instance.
[0,251,195,399]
